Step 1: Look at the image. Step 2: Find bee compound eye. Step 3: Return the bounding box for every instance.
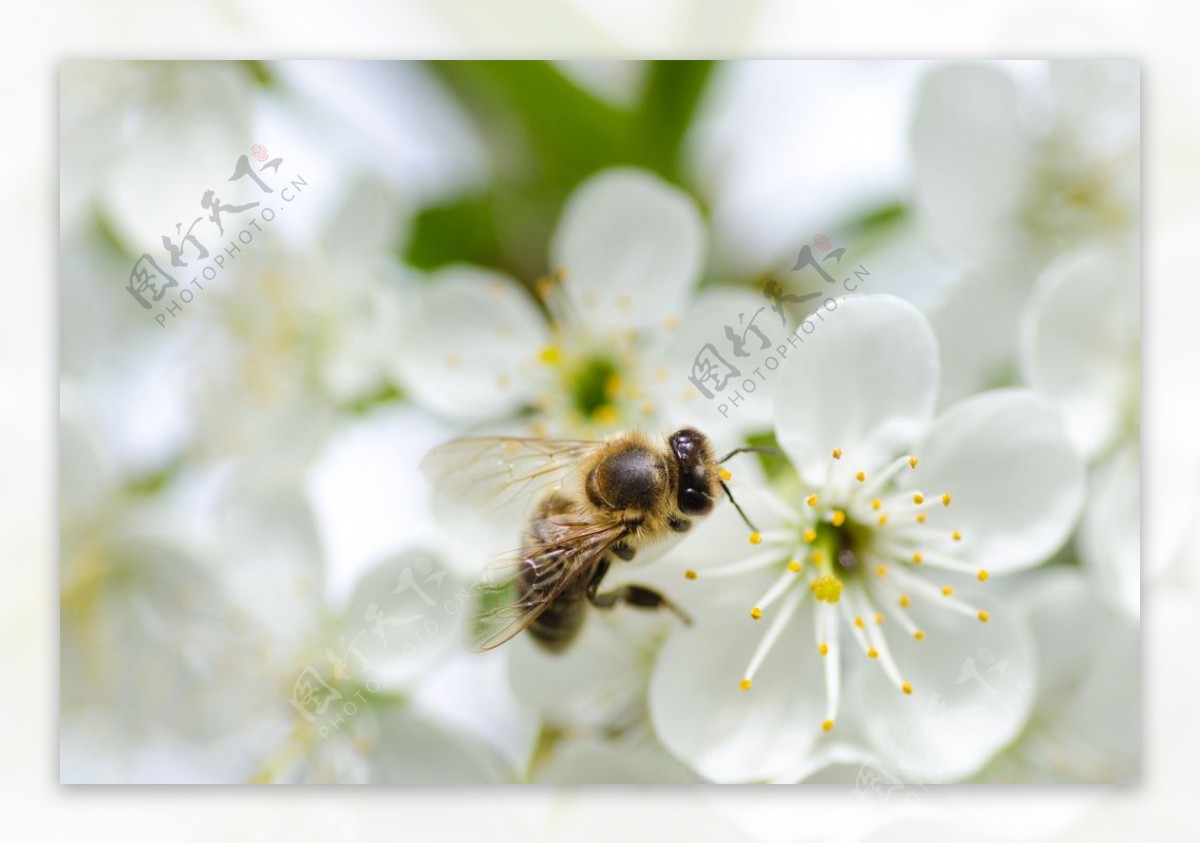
[679,486,713,515]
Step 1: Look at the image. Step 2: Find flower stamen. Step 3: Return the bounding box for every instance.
[738,589,803,691]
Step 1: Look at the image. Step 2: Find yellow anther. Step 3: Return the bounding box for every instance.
[978,610,991,622]
[685,569,697,580]
[899,594,911,608]
[877,514,888,526]
[806,494,819,506]
[914,629,925,641]
[854,616,864,629]
[539,346,561,364]
[819,643,829,656]
[603,373,623,398]
[911,552,923,564]
[740,678,752,691]
[811,575,843,603]
[952,531,962,542]
[718,468,732,482]
[788,560,802,573]
[942,586,954,597]
[908,457,918,469]
[867,648,879,659]
[942,493,952,506]
[875,565,888,577]
[902,682,913,695]
[749,532,763,545]
[874,613,884,624]
[831,448,843,459]
[822,719,835,731]
[977,569,989,582]
[810,550,825,564]
[593,405,618,425]
[856,471,866,482]
[871,499,882,510]
[750,607,763,620]
[912,493,925,505]
[803,528,817,543]
[831,510,846,527]
[915,513,927,524]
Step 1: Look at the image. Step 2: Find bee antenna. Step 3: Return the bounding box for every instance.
[719,445,783,463]
[719,478,760,534]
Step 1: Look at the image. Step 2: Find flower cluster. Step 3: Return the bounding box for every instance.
[59,59,1140,785]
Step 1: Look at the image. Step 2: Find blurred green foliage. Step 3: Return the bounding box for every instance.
[406,61,714,285]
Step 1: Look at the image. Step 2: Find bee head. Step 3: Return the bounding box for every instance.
[668,428,716,515]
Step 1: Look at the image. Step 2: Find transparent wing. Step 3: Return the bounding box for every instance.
[420,436,602,518]
[468,516,627,651]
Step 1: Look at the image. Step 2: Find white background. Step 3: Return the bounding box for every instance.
[3,0,1196,840]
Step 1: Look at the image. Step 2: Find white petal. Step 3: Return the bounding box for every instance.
[1019,244,1139,459]
[412,650,540,778]
[658,287,782,440]
[507,609,664,730]
[335,550,464,689]
[1009,566,1096,703]
[288,700,514,784]
[649,598,826,783]
[929,260,1034,408]
[911,62,1032,262]
[850,602,1037,783]
[363,706,515,784]
[551,168,703,333]
[906,389,1084,573]
[305,405,458,606]
[535,735,700,784]
[774,294,939,485]
[1079,444,1141,619]
[395,266,548,421]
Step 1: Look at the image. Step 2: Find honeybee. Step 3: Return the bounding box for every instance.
[422,427,759,653]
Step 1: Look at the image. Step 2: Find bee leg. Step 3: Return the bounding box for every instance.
[588,582,693,626]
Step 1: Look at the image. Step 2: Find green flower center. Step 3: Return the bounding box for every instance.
[567,354,620,420]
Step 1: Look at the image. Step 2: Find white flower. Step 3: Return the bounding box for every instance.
[248,550,529,784]
[912,60,1139,267]
[186,176,415,468]
[58,403,315,783]
[396,166,772,438]
[648,294,1084,783]
[1019,242,1144,618]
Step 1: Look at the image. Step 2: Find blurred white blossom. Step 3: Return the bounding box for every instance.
[397,167,771,439]
[1020,242,1141,618]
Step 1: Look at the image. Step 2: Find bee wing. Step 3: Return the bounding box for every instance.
[467,516,627,651]
[420,436,602,518]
